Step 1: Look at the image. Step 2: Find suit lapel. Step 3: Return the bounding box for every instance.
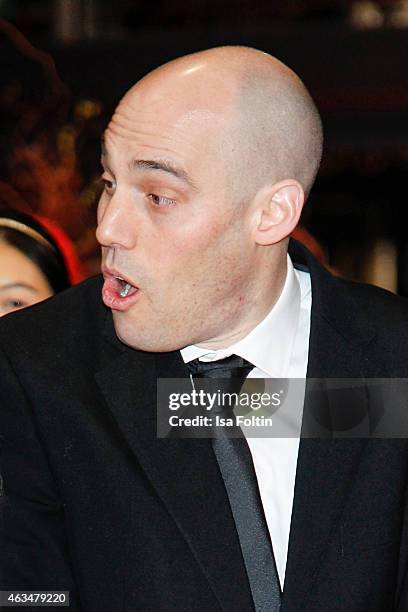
[95,342,254,612]
[281,314,368,609]
[282,241,385,609]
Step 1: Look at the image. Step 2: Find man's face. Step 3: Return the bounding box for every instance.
[96,83,256,352]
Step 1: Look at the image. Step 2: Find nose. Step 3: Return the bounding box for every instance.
[96,191,137,250]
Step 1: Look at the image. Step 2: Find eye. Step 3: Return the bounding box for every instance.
[2,299,27,313]
[101,176,116,195]
[8,299,24,308]
[148,194,176,207]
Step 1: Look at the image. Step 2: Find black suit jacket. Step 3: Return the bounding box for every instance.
[1,240,408,611]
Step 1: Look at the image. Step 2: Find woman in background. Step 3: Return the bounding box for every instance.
[0,208,84,317]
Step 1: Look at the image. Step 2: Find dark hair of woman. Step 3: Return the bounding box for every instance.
[0,208,70,293]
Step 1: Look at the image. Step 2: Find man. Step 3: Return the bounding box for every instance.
[1,46,408,611]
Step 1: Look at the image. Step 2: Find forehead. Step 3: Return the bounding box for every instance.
[102,78,237,171]
[105,109,223,162]
[0,241,42,281]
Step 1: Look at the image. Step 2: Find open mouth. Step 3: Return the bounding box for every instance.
[115,276,139,298]
[101,270,140,310]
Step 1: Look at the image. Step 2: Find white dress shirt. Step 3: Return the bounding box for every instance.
[180,255,312,589]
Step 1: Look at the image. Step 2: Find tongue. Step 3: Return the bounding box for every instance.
[119,282,138,298]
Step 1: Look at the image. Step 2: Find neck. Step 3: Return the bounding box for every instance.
[196,252,288,350]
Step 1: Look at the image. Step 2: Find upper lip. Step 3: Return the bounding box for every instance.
[102,266,138,288]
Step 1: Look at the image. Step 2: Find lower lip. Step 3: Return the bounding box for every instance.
[102,277,140,312]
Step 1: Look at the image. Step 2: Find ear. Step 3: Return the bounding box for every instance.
[253,180,305,246]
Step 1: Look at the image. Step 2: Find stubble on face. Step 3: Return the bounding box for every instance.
[98,82,259,352]
[97,47,310,352]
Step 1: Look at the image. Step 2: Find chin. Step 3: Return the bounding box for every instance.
[112,315,184,353]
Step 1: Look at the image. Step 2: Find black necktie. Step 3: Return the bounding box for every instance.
[187,355,253,425]
[187,355,282,611]
[187,354,253,393]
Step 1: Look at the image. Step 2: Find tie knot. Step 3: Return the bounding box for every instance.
[187,354,254,379]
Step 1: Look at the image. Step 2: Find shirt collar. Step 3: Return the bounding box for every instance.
[180,255,301,378]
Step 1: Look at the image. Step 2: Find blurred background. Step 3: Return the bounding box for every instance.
[0,0,407,292]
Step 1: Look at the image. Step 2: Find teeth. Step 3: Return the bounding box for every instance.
[120,283,132,298]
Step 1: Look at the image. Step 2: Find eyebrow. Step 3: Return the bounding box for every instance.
[0,283,38,293]
[129,159,197,190]
[100,136,196,190]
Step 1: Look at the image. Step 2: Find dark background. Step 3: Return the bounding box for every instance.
[1,0,408,291]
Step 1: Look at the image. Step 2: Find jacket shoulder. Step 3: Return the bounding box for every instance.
[341,277,408,328]
[0,275,108,364]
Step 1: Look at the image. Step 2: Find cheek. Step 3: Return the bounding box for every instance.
[164,202,234,256]
[152,216,245,299]
[153,218,223,275]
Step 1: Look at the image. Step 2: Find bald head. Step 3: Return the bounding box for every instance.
[99,47,323,351]
[118,46,323,201]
